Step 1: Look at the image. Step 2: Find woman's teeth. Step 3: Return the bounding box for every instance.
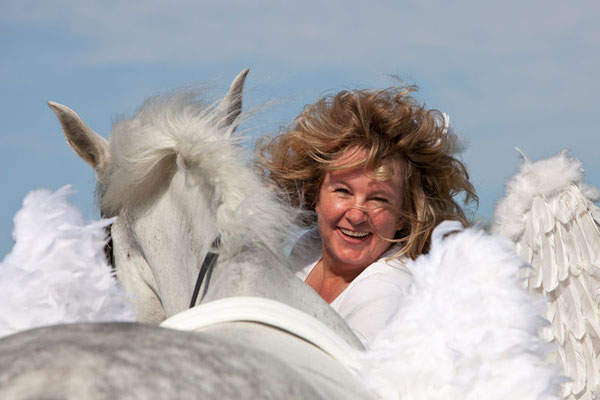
[340,228,369,238]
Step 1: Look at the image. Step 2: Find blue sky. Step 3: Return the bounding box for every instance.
[1,0,599,258]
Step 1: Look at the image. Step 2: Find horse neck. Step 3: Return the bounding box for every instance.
[198,163,298,303]
[201,246,292,302]
[201,248,363,348]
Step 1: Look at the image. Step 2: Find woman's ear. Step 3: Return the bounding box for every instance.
[394,216,405,238]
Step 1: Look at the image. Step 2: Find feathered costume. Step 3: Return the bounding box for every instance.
[493,151,600,399]
[359,222,561,399]
[0,186,135,338]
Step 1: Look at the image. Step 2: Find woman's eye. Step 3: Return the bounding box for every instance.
[372,197,389,203]
[334,188,350,194]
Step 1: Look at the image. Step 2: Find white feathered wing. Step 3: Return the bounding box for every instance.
[359,223,561,400]
[0,186,135,338]
[493,151,600,399]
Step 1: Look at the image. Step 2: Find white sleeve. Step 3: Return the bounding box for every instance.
[335,273,408,344]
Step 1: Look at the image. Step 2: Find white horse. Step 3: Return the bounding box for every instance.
[0,70,373,399]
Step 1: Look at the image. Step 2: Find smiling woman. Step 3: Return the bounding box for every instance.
[256,86,477,342]
[311,150,404,303]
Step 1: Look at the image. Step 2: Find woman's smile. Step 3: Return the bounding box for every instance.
[338,228,370,239]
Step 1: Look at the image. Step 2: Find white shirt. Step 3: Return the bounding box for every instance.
[295,249,411,343]
[292,220,463,344]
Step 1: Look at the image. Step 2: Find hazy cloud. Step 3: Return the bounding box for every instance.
[2,1,596,67]
[3,1,597,116]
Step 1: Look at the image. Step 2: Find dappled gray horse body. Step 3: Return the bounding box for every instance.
[0,70,369,398]
[0,323,369,399]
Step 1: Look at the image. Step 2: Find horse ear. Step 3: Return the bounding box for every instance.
[47,101,110,172]
[215,68,249,133]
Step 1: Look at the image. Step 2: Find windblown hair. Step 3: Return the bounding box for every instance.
[99,90,299,262]
[256,86,477,259]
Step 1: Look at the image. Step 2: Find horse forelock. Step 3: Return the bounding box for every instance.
[99,89,299,264]
[99,90,233,216]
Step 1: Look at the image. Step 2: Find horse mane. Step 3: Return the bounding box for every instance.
[100,89,300,263]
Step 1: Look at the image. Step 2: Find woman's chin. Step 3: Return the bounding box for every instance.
[327,250,377,273]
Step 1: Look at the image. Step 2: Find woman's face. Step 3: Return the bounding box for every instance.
[315,149,404,278]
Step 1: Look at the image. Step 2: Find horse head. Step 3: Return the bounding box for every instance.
[48,70,362,348]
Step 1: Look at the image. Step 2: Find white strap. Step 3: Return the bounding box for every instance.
[160,296,361,372]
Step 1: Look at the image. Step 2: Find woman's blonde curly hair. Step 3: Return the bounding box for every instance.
[256,86,477,260]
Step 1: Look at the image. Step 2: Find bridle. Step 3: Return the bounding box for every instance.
[104,224,115,270]
[189,237,221,308]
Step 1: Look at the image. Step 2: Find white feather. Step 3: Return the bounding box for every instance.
[493,151,600,399]
[0,186,135,338]
[359,226,561,400]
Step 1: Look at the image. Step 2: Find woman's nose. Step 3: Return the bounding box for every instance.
[345,205,368,225]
